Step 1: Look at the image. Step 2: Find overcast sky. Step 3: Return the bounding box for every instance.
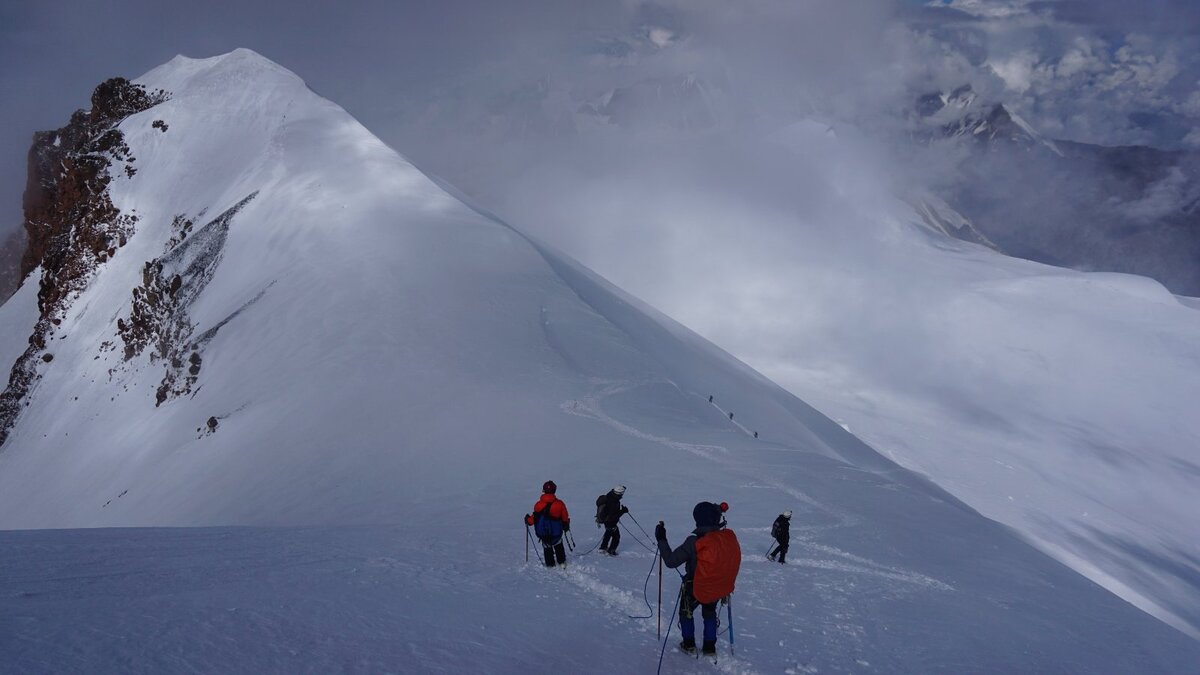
[1,0,1197,248]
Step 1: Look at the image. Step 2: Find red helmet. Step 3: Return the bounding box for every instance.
[543,480,557,494]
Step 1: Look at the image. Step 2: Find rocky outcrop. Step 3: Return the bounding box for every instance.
[0,228,25,303]
[117,193,258,406]
[0,78,168,447]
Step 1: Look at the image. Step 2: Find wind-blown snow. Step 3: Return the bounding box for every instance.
[0,49,1197,671]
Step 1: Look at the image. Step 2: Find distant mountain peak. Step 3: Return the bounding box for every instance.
[914,83,1062,156]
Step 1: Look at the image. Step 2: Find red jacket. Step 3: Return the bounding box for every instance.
[529,493,570,525]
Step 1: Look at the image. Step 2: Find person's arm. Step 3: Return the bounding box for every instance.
[655,523,695,569]
[614,500,629,522]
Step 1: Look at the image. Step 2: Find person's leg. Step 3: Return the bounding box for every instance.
[679,584,697,651]
[767,543,778,560]
[554,542,567,565]
[701,602,719,654]
[600,528,613,552]
[608,524,621,553]
[778,540,789,563]
[542,540,555,567]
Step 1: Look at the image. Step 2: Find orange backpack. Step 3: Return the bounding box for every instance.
[693,529,741,603]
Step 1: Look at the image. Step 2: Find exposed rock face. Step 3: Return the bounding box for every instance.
[0,78,169,447]
[0,228,25,303]
[117,193,258,406]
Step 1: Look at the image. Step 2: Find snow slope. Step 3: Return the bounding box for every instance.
[758,228,1200,641]
[0,49,1198,671]
[470,81,1200,641]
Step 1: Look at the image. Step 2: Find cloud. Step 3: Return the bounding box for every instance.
[988,49,1040,93]
[935,0,1040,19]
[919,0,1200,148]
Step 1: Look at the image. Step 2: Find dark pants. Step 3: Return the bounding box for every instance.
[541,537,567,567]
[679,580,718,644]
[769,538,789,562]
[600,523,621,552]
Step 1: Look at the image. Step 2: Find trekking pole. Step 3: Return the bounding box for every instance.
[657,554,663,639]
[727,595,735,656]
[524,516,532,563]
[656,582,684,675]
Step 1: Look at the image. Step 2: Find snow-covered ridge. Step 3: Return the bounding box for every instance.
[0,49,1198,670]
[0,46,921,527]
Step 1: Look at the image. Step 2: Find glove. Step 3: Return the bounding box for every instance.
[524,514,533,526]
[621,505,629,514]
[655,522,666,541]
[563,520,571,532]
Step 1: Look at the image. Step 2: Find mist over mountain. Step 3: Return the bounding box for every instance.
[2,2,1199,670]
[907,82,1200,295]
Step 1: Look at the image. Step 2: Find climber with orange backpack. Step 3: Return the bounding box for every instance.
[655,501,741,657]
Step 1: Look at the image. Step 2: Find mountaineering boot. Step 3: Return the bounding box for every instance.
[702,640,717,656]
[679,638,697,654]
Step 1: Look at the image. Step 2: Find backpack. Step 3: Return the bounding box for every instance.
[595,494,608,524]
[771,519,782,540]
[693,529,741,603]
[534,499,564,539]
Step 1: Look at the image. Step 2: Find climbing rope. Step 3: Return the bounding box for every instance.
[574,535,605,557]
[620,521,659,554]
[626,552,659,619]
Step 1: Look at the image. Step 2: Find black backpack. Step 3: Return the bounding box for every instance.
[595,494,608,524]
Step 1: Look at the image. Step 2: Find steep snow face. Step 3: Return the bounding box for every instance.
[1,50,1199,670]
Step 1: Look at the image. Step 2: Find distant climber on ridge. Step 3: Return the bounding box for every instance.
[595,485,629,555]
[655,501,742,657]
[526,480,571,568]
[768,510,791,563]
